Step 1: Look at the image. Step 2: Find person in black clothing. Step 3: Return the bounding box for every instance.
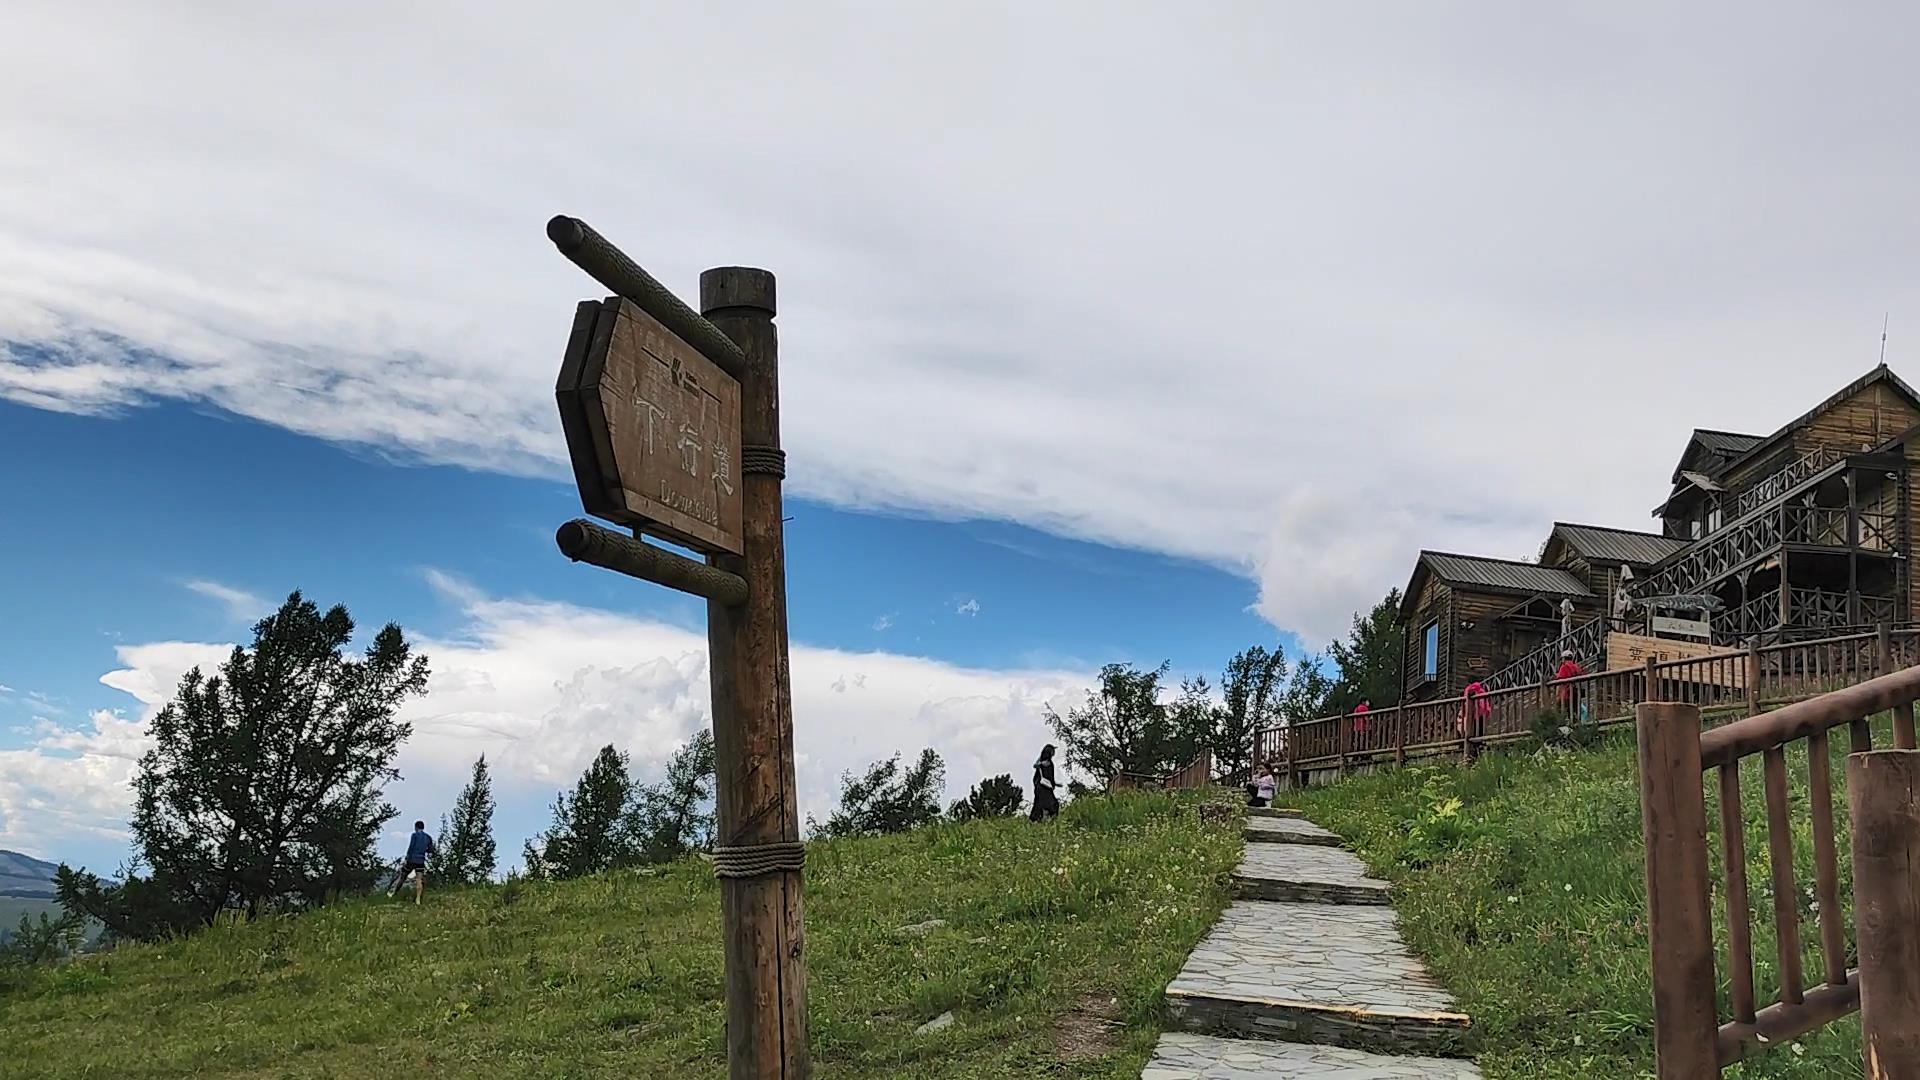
[1029,744,1060,821]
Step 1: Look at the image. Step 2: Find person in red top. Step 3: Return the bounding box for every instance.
[1553,651,1583,707]
[1352,700,1370,737]
[1458,680,1490,736]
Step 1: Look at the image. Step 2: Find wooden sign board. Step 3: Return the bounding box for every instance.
[1652,615,1711,640]
[1607,632,1747,688]
[557,298,744,556]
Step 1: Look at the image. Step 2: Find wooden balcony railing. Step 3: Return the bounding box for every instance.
[1637,655,1920,1075]
[1483,617,1612,691]
[1255,625,1920,782]
[1634,502,1898,602]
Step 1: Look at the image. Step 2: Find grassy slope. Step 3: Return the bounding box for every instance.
[0,791,1239,1080]
[1291,723,1892,1080]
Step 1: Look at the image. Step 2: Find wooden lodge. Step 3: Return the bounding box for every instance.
[1400,364,1920,701]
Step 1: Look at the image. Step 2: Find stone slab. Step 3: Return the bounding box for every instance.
[1166,901,1469,1057]
[1247,806,1306,819]
[1244,815,1343,847]
[1233,843,1389,905]
[1143,1032,1483,1078]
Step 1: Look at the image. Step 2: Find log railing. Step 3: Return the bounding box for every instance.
[1108,750,1213,792]
[1256,625,1920,785]
[1637,658,1920,1076]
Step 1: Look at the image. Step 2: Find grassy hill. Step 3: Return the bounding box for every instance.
[0,851,60,899]
[0,791,1239,1079]
[1291,725,1887,1080]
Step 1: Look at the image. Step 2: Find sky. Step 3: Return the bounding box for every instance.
[3,3,1919,871]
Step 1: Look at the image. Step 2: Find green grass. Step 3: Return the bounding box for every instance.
[0,791,1239,1079]
[1290,720,1899,1079]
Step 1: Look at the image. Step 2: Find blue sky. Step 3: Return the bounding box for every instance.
[0,396,1287,872]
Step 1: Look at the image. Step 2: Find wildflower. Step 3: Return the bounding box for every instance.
[1507,895,1518,904]
[1564,883,1573,892]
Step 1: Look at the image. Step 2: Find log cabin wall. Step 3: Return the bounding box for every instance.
[1402,573,1451,702]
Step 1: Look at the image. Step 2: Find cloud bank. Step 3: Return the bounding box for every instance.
[5,5,1920,645]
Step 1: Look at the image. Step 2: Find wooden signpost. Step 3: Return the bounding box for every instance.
[548,215,810,1079]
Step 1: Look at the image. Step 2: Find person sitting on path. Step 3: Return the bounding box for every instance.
[1248,762,1277,807]
[1029,744,1061,821]
[391,820,435,904]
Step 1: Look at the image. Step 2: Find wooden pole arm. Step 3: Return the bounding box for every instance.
[546,215,748,379]
[556,519,748,606]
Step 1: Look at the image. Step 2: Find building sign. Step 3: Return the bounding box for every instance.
[1606,632,1747,689]
[1652,615,1712,640]
[557,298,745,556]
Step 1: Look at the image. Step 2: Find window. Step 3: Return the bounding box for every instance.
[1422,622,1439,681]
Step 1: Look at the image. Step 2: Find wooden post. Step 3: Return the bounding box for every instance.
[701,268,811,1080]
[1882,623,1917,750]
[1746,640,1762,717]
[1636,701,1719,1079]
[1645,655,1660,706]
[1393,706,1407,768]
[1336,713,1348,780]
[1460,688,1475,765]
[1848,750,1920,1079]
[1284,723,1298,791]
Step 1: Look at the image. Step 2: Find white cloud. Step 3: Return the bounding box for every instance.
[0,684,13,694]
[0,580,1083,866]
[0,641,227,856]
[5,7,1920,643]
[183,580,268,622]
[955,598,981,618]
[871,614,894,632]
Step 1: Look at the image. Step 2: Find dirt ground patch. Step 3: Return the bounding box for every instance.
[1053,992,1124,1062]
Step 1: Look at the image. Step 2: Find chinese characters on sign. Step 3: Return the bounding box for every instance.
[556,298,745,555]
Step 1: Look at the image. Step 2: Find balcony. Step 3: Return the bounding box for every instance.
[1632,503,1898,602]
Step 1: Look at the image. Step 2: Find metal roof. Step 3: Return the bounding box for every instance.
[1417,552,1593,597]
[1691,429,1766,458]
[1550,523,1692,567]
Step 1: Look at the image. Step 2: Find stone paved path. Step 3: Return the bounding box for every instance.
[1243,816,1343,846]
[1145,805,1479,1077]
[1233,844,1389,905]
[1145,1033,1482,1079]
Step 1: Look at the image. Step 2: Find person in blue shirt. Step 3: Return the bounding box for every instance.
[391,820,436,904]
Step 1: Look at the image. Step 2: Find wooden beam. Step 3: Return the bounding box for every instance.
[555,519,748,606]
[547,215,747,379]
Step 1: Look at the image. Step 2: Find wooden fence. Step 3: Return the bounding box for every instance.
[1253,625,1920,788]
[1108,750,1213,792]
[1637,666,1920,1076]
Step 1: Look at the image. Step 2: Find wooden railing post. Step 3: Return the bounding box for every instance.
[1882,622,1918,750]
[1284,723,1298,791]
[1336,714,1349,780]
[1461,688,1476,765]
[1746,640,1762,717]
[1848,750,1920,1078]
[1393,706,1407,768]
[1637,701,1719,1079]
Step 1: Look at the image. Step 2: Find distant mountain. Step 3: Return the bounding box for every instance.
[0,849,60,899]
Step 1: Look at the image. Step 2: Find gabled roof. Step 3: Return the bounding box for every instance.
[1669,429,1765,485]
[1686,367,1919,484]
[1549,522,1692,567]
[1400,550,1592,618]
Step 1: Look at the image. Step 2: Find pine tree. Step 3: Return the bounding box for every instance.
[1216,645,1287,778]
[947,773,1024,820]
[815,748,945,838]
[523,745,638,880]
[631,730,717,862]
[1325,588,1405,713]
[56,592,428,939]
[429,755,497,885]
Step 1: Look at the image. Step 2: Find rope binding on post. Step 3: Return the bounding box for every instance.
[710,840,806,879]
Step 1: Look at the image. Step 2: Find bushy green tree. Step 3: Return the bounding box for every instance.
[631,730,717,862]
[1278,653,1337,723]
[429,755,497,885]
[948,773,1024,820]
[58,593,428,939]
[815,748,945,838]
[0,909,85,967]
[523,745,638,880]
[1046,662,1184,780]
